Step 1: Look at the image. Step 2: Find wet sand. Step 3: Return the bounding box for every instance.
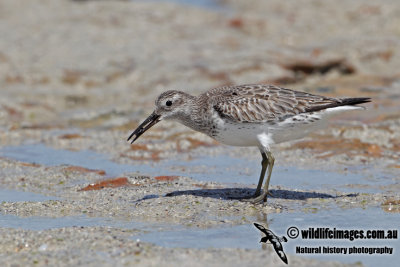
[0,0,399,266]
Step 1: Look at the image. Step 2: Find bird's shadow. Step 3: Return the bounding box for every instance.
[165,187,357,201]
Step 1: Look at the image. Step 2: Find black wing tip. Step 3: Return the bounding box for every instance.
[305,97,371,113]
[341,97,371,106]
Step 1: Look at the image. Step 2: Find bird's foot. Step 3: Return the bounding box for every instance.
[231,190,271,204]
[241,191,268,204]
[230,189,273,204]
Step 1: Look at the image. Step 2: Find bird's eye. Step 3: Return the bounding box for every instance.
[166,100,172,107]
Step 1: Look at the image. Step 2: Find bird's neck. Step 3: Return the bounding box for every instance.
[175,96,213,134]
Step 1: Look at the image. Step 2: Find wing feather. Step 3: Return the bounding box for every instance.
[207,84,356,123]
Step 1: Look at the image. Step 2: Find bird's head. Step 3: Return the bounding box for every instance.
[154,90,193,120]
[127,90,193,144]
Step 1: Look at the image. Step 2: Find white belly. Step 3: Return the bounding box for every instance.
[212,106,362,148]
[213,122,264,147]
[213,120,325,147]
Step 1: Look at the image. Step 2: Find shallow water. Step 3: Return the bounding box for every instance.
[0,143,391,194]
[0,213,148,231]
[132,0,224,10]
[0,144,136,177]
[1,205,397,267]
[0,189,59,203]
[167,155,388,194]
[134,207,400,267]
[0,143,398,266]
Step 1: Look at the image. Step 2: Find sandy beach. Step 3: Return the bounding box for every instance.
[0,0,399,266]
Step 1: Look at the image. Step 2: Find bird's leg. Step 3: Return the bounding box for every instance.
[263,151,275,197]
[254,152,268,196]
[249,151,275,204]
[240,151,269,202]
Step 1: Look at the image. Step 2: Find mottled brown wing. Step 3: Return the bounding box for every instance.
[208,84,340,123]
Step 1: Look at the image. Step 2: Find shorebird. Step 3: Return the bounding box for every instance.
[254,223,288,264]
[127,84,370,204]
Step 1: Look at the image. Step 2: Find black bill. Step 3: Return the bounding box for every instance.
[127,112,161,144]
